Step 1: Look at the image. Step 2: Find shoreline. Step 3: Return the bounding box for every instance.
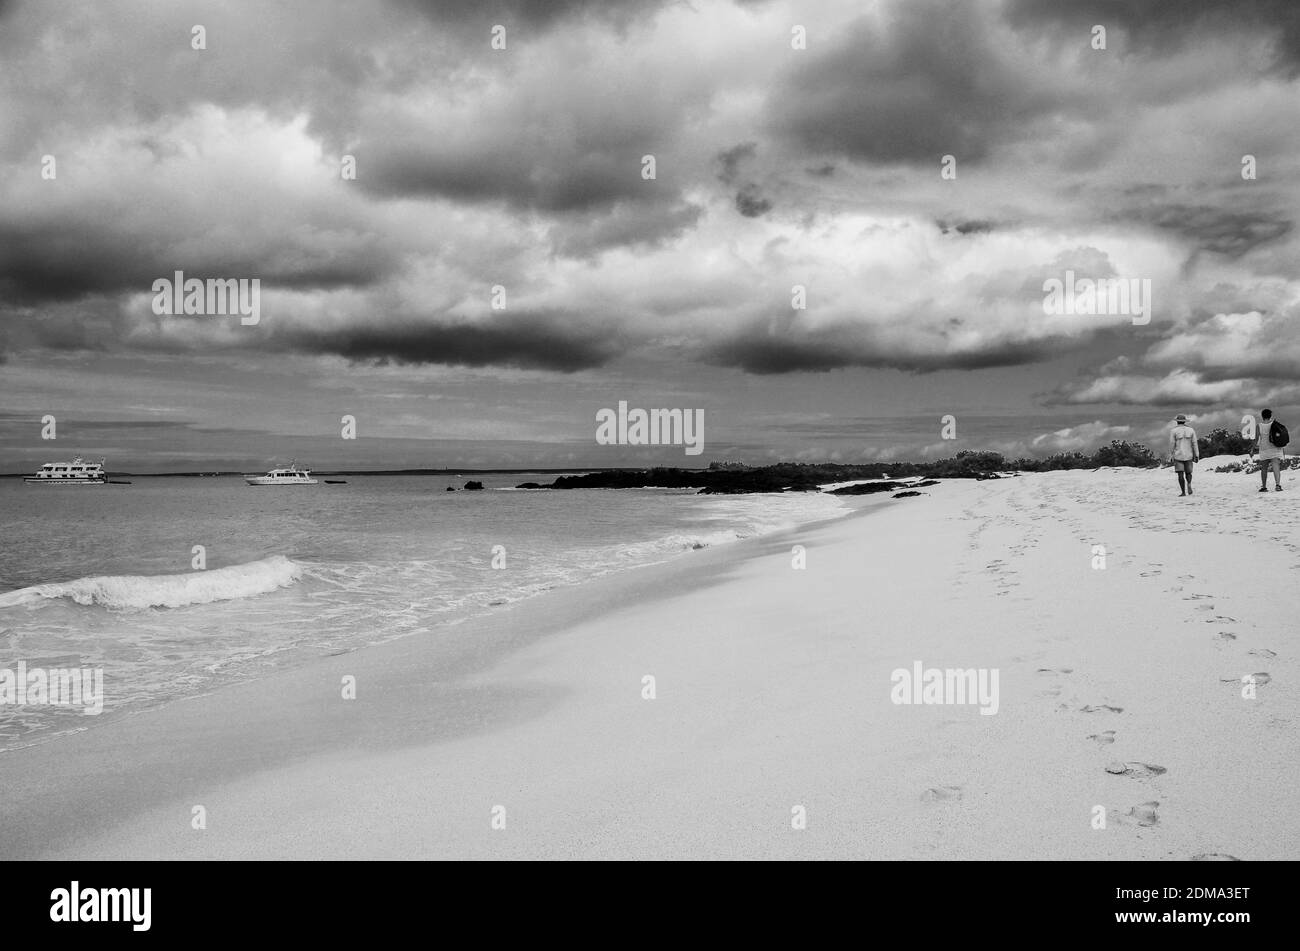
[0,493,891,859]
[3,468,1296,860]
[0,489,875,756]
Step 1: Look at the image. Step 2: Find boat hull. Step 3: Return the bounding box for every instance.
[244,477,319,485]
[23,478,107,485]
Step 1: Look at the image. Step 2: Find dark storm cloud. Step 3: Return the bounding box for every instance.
[704,322,1065,375]
[1005,0,1300,74]
[391,0,658,32]
[547,200,704,258]
[938,220,996,235]
[1129,205,1293,258]
[0,221,394,305]
[769,1,1066,164]
[269,311,622,372]
[0,227,163,303]
[363,144,654,213]
[734,184,772,218]
[716,144,771,217]
[716,142,757,185]
[358,63,701,214]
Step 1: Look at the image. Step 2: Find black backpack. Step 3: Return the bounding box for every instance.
[1269,420,1290,448]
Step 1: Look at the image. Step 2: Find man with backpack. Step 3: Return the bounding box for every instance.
[1253,408,1288,492]
[1170,413,1198,496]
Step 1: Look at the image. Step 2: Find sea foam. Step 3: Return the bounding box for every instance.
[0,555,303,610]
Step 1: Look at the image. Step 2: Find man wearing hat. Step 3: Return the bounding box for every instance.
[1170,414,1199,496]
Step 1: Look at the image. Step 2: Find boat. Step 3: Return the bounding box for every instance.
[244,463,319,486]
[24,457,108,485]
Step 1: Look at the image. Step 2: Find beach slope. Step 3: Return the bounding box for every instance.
[2,466,1296,860]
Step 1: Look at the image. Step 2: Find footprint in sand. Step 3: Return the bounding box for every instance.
[1105,762,1167,779]
[1205,616,1237,624]
[1088,730,1116,746]
[1249,648,1278,659]
[1191,853,1241,861]
[1127,802,1160,827]
[1214,631,1237,642]
[1035,668,1073,697]
[1220,672,1271,686]
[921,785,963,803]
[1081,704,1124,714]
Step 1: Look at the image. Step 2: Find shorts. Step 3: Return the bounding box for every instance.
[1173,459,1194,473]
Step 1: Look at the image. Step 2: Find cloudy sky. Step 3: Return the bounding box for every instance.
[2,0,1298,471]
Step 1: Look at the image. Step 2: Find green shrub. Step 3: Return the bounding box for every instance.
[1197,428,1253,457]
[1092,440,1158,468]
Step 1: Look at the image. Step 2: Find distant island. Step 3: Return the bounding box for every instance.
[520,440,1187,494]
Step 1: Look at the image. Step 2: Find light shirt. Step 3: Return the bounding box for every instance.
[1258,418,1284,460]
[1171,425,1197,461]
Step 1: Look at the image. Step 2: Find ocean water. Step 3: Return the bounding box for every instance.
[0,474,852,749]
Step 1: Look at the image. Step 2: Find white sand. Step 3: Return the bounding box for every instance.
[2,466,1296,860]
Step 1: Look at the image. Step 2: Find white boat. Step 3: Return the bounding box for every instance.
[245,463,319,486]
[24,457,108,485]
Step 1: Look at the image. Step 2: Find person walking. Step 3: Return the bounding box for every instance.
[1170,413,1199,496]
[1253,408,1287,492]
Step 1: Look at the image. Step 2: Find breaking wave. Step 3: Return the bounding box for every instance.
[0,555,303,610]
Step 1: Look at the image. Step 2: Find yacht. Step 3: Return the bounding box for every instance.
[245,463,319,486]
[24,457,108,485]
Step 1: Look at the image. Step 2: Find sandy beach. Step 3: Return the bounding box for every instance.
[2,465,1296,861]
